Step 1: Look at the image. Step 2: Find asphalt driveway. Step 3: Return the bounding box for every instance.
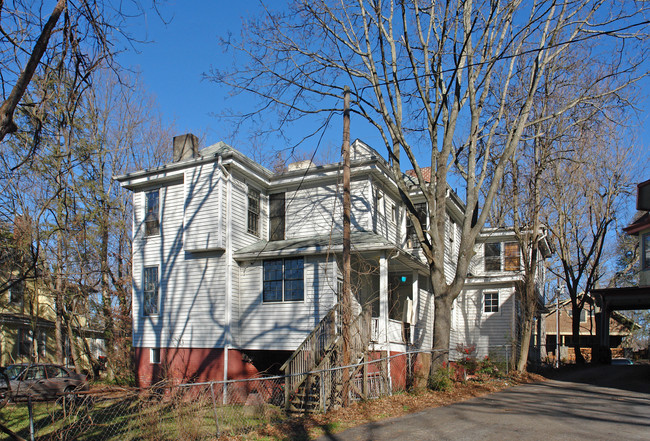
[317,364,650,441]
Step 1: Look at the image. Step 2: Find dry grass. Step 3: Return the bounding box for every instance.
[241,371,544,441]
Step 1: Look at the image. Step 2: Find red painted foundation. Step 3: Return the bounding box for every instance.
[134,347,259,388]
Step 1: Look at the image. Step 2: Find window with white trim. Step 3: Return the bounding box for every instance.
[484,243,501,272]
[484,242,520,272]
[143,266,159,315]
[144,190,160,236]
[248,188,260,236]
[150,348,161,364]
[263,258,304,302]
[484,292,499,313]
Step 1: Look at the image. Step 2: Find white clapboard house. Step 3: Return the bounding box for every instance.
[116,134,547,390]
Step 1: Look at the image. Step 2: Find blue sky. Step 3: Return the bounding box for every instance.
[117,1,388,163]
[118,1,649,180]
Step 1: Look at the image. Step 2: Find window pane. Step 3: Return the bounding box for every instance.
[269,193,285,241]
[484,292,499,312]
[284,258,304,301]
[284,280,304,301]
[144,267,159,315]
[284,258,304,279]
[145,190,160,236]
[504,242,520,271]
[484,243,501,272]
[248,189,260,236]
[263,281,283,302]
[263,260,283,281]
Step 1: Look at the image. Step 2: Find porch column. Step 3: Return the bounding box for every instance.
[411,271,419,345]
[379,251,389,345]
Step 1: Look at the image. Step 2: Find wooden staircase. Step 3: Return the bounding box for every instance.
[281,304,372,413]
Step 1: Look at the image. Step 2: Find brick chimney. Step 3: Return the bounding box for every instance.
[173,133,199,162]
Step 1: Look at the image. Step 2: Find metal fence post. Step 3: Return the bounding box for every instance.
[28,396,35,441]
[210,383,220,438]
[505,345,509,374]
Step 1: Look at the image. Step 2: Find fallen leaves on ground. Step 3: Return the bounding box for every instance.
[244,371,544,440]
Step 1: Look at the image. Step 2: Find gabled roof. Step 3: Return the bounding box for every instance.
[623,211,650,235]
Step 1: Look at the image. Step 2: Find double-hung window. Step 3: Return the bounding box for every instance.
[143,266,159,315]
[248,189,260,236]
[484,243,501,272]
[484,292,499,313]
[263,258,304,302]
[145,190,160,237]
[485,242,520,272]
[269,193,285,241]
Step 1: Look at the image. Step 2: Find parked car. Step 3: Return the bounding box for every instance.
[0,363,88,401]
[611,358,634,365]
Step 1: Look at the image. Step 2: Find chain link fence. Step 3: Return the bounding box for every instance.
[2,346,514,440]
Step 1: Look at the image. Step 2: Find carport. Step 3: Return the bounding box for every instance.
[591,286,650,362]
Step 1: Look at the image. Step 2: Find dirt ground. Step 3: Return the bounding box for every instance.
[244,371,544,441]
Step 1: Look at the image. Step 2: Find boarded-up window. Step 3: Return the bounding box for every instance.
[269,193,285,241]
[504,242,520,271]
[484,243,501,272]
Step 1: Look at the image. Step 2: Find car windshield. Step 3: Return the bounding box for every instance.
[3,365,26,380]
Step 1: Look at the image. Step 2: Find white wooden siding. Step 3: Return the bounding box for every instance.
[183,163,223,251]
[450,286,515,358]
[235,255,337,350]
[414,282,434,350]
[283,179,371,239]
[133,182,229,348]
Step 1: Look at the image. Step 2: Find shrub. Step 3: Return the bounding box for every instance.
[428,366,454,391]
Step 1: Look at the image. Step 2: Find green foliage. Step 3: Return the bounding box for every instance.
[476,357,503,379]
[428,366,454,391]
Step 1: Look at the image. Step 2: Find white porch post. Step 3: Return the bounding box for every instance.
[412,271,419,346]
[379,251,389,345]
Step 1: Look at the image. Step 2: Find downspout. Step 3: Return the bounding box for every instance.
[218,156,232,402]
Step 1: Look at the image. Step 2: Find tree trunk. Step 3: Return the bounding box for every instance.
[516,304,535,372]
[572,305,586,364]
[431,294,453,374]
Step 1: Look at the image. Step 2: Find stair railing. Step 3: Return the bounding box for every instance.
[281,303,341,405]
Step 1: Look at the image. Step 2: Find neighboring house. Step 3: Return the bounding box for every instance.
[0,278,104,369]
[591,178,650,362]
[450,228,551,360]
[542,299,635,362]
[117,134,543,387]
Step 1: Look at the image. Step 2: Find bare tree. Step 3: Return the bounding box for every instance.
[545,123,633,364]
[212,0,648,369]
[0,0,160,143]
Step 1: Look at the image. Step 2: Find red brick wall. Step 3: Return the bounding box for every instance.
[134,347,259,388]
